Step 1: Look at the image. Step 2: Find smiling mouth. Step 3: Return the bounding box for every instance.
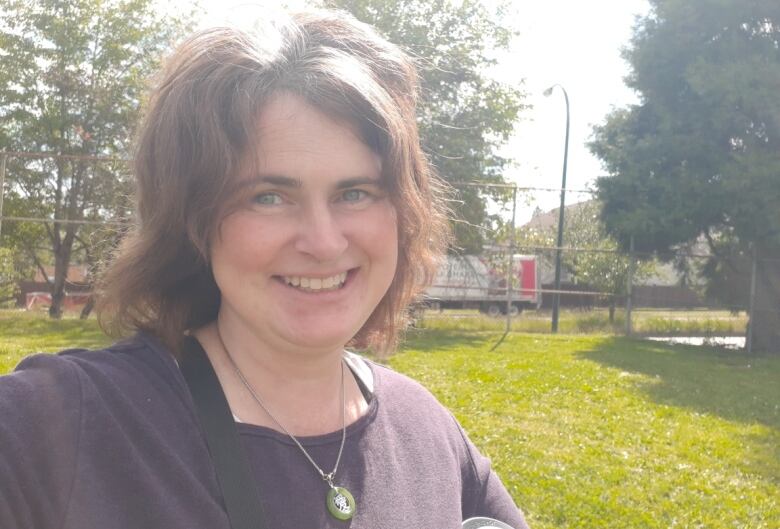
[279,270,350,292]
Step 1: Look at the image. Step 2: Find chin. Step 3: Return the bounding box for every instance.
[287,335,354,354]
[280,322,363,352]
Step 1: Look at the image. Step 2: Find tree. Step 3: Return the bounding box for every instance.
[589,0,780,352]
[323,0,527,252]
[517,200,655,321]
[0,0,189,317]
[0,247,24,306]
[558,201,656,321]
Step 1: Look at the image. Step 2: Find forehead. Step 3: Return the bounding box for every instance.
[241,92,382,183]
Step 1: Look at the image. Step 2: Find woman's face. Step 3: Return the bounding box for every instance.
[210,92,398,354]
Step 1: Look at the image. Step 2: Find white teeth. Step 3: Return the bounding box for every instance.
[282,271,348,291]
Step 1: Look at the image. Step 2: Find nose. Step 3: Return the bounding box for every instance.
[294,203,349,262]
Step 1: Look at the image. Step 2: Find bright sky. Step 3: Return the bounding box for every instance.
[498,0,651,221]
[190,0,651,222]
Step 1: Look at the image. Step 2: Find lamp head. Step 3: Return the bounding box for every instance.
[543,86,554,97]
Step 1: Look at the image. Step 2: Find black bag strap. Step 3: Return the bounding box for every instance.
[180,336,267,529]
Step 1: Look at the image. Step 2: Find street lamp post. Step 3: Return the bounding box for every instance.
[544,84,570,333]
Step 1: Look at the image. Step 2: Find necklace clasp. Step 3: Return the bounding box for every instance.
[323,473,336,489]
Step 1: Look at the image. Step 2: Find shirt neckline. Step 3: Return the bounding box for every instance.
[232,362,380,447]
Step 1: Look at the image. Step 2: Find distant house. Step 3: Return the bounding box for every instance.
[521,201,591,286]
[17,264,91,310]
[632,240,709,308]
[519,201,708,309]
[33,264,90,284]
[523,201,591,232]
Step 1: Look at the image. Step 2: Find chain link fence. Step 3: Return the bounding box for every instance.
[0,151,131,317]
[416,183,777,353]
[1,152,778,352]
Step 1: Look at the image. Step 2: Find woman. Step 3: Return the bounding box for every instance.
[0,9,529,529]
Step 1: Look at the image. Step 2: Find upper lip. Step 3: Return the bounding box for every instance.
[276,268,354,278]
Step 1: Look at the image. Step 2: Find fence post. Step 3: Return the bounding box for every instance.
[0,153,6,241]
[492,186,517,352]
[625,235,634,336]
[504,186,518,334]
[746,243,757,354]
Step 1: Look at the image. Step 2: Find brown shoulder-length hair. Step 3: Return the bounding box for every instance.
[96,9,450,356]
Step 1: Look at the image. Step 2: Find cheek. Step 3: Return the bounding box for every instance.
[210,215,278,271]
[364,203,398,256]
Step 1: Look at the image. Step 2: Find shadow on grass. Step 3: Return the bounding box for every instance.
[400,329,496,353]
[580,337,780,484]
[579,337,780,430]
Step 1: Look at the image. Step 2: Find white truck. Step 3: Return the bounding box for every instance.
[424,255,541,316]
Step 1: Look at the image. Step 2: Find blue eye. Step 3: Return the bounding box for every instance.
[342,189,367,202]
[253,192,283,206]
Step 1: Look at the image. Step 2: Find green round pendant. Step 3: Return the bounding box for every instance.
[326,486,356,520]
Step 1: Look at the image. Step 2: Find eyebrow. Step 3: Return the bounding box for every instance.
[335,176,384,189]
[252,175,302,188]
[243,174,384,190]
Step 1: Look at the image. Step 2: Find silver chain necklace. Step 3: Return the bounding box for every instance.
[218,333,357,521]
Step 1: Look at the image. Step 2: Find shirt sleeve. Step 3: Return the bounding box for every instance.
[0,353,83,529]
[457,421,531,529]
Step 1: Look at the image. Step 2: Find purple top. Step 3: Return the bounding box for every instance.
[0,334,529,529]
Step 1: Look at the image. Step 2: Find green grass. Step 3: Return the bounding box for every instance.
[418,308,748,336]
[393,330,779,529]
[1,311,777,528]
[0,310,112,372]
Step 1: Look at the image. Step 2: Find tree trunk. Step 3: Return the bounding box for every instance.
[48,226,76,319]
[608,301,616,323]
[79,296,95,320]
[747,245,780,354]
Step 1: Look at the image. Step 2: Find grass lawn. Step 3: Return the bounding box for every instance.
[419,308,748,336]
[0,310,112,372]
[395,330,779,529]
[1,310,778,528]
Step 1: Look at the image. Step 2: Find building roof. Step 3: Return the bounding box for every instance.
[521,200,595,231]
[34,264,90,284]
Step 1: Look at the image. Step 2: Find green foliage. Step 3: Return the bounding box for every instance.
[558,201,655,298]
[0,0,190,316]
[417,308,747,336]
[0,0,187,154]
[517,201,656,302]
[698,231,751,309]
[0,188,49,276]
[0,248,22,306]
[639,315,743,336]
[323,0,527,251]
[589,0,780,351]
[591,0,780,252]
